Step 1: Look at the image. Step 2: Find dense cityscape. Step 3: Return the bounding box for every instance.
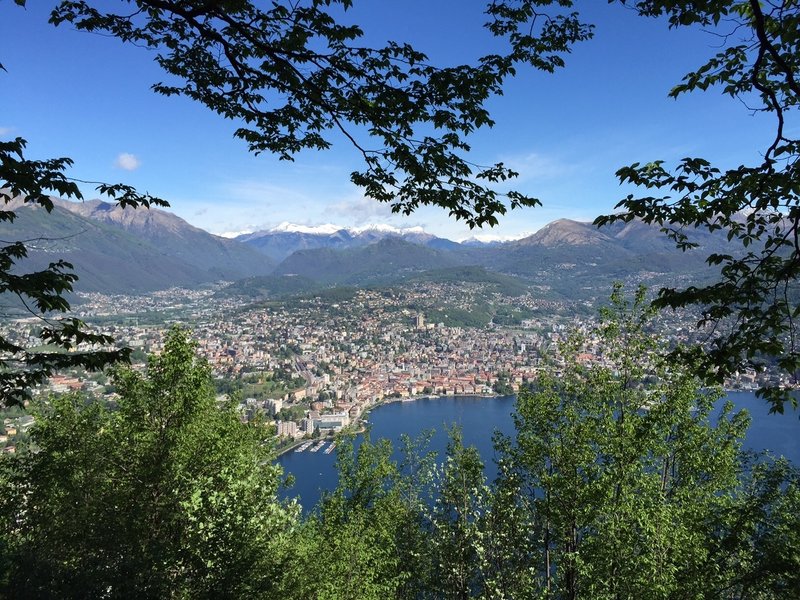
[1,280,776,454]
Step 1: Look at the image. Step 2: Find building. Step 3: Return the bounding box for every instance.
[300,417,315,435]
[276,420,298,438]
[313,412,350,433]
[266,398,283,416]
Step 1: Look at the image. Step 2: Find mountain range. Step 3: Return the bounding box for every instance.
[1,195,737,299]
[235,222,460,262]
[231,218,726,300]
[0,197,274,294]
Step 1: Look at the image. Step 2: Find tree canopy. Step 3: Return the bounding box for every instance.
[49,0,592,228]
[0,326,297,598]
[596,0,800,411]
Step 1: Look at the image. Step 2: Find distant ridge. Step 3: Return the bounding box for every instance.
[237,222,460,262]
[515,219,615,247]
[0,196,274,294]
[1,193,744,297]
[274,237,469,285]
[60,199,275,281]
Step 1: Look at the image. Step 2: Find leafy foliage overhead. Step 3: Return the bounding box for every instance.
[50,0,592,228]
[596,0,800,411]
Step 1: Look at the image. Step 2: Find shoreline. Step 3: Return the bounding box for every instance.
[383,391,505,404]
[274,393,506,457]
[275,388,757,457]
[274,438,307,457]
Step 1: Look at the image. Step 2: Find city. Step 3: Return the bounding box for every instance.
[1,279,775,454]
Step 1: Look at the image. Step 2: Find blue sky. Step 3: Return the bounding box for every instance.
[1,2,774,241]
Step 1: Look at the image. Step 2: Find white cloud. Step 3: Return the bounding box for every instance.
[328,194,395,224]
[0,126,13,136]
[115,152,141,171]
[168,180,321,236]
[501,152,573,183]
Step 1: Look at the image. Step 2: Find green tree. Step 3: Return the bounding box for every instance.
[283,433,434,600]
[474,436,540,599]
[498,286,756,599]
[730,458,800,597]
[0,326,297,598]
[594,0,800,411]
[425,429,487,600]
[492,371,515,395]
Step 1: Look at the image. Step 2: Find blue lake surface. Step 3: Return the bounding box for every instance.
[278,391,800,510]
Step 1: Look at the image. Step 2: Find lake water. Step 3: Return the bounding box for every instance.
[278,391,800,510]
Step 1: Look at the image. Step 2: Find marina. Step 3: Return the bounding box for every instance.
[293,441,314,453]
[290,439,338,455]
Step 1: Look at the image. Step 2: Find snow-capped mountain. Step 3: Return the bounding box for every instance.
[236,222,459,262]
[266,222,345,235]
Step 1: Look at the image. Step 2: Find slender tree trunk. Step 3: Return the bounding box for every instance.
[544,519,551,593]
[565,521,578,600]
[545,468,552,594]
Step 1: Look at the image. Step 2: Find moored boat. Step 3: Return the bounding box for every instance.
[294,441,314,453]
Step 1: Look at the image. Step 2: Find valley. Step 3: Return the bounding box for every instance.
[0,195,773,453]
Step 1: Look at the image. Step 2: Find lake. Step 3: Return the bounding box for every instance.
[278,391,800,509]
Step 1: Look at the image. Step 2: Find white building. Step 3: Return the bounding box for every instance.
[276,420,298,438]
[313,412,350,433]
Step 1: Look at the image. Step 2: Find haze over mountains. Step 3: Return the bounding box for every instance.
[1,196,736,298]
